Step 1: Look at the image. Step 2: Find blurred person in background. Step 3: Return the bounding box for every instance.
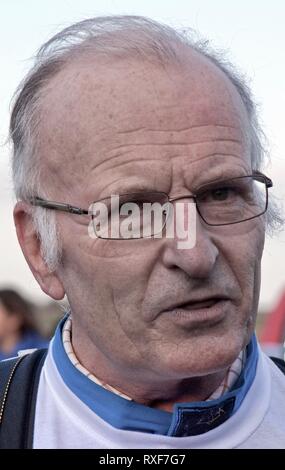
[259,289,285,359]
[0,289,49,361]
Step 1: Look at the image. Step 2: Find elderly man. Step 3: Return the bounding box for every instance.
[0,16,284,449]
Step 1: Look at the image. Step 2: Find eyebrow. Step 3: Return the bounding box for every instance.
[96,168,251,199]
[188,168,251,190]
[98,183,159,199]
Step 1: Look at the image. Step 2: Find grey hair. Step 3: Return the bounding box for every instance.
[32,206,61,272]
[10,15,283,270]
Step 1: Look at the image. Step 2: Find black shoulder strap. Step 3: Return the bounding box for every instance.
[0,348,47,449]
[270,356,285,374]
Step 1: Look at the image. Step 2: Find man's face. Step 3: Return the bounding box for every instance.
[39,52,265,382]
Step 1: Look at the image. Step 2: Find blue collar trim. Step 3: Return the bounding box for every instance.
[52,316,258,436]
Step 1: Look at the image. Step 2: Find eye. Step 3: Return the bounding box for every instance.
[120,199,144,207]
[211,187,231,201]
[198,186,235,203]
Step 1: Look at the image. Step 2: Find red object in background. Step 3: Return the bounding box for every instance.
[260,290,285,344]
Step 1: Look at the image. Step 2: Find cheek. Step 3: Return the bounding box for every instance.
[65,237,160,322]
[223,222,265,306]
[105,248,159,318]
[98,244,167,342]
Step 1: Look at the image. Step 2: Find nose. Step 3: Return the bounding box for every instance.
[162,209,219,279]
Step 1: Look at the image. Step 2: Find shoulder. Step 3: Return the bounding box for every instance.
[270,356,285,375]
[261,351,285,394]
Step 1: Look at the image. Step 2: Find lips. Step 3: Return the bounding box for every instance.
[161,297,230,327]
[164,297,227,313]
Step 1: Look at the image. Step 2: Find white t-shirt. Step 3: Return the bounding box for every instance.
[33,346,285,449]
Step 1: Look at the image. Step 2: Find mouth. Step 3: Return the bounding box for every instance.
[162,297,230,327]
[174,299,219,310]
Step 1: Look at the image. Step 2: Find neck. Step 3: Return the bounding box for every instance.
[115,371,227,412]
[72,337,228,412]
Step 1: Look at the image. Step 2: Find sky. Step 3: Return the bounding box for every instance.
[0,0,285,309]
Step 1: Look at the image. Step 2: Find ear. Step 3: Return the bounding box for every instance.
[14,201,65,300]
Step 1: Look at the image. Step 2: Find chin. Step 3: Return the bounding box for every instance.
[151,330,249,379]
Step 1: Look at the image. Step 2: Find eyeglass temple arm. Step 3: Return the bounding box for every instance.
[30,172,273,215]
[29,197,89,215]
[253,171,273,188]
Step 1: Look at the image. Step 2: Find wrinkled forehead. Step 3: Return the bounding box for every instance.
[37,51,250,195]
